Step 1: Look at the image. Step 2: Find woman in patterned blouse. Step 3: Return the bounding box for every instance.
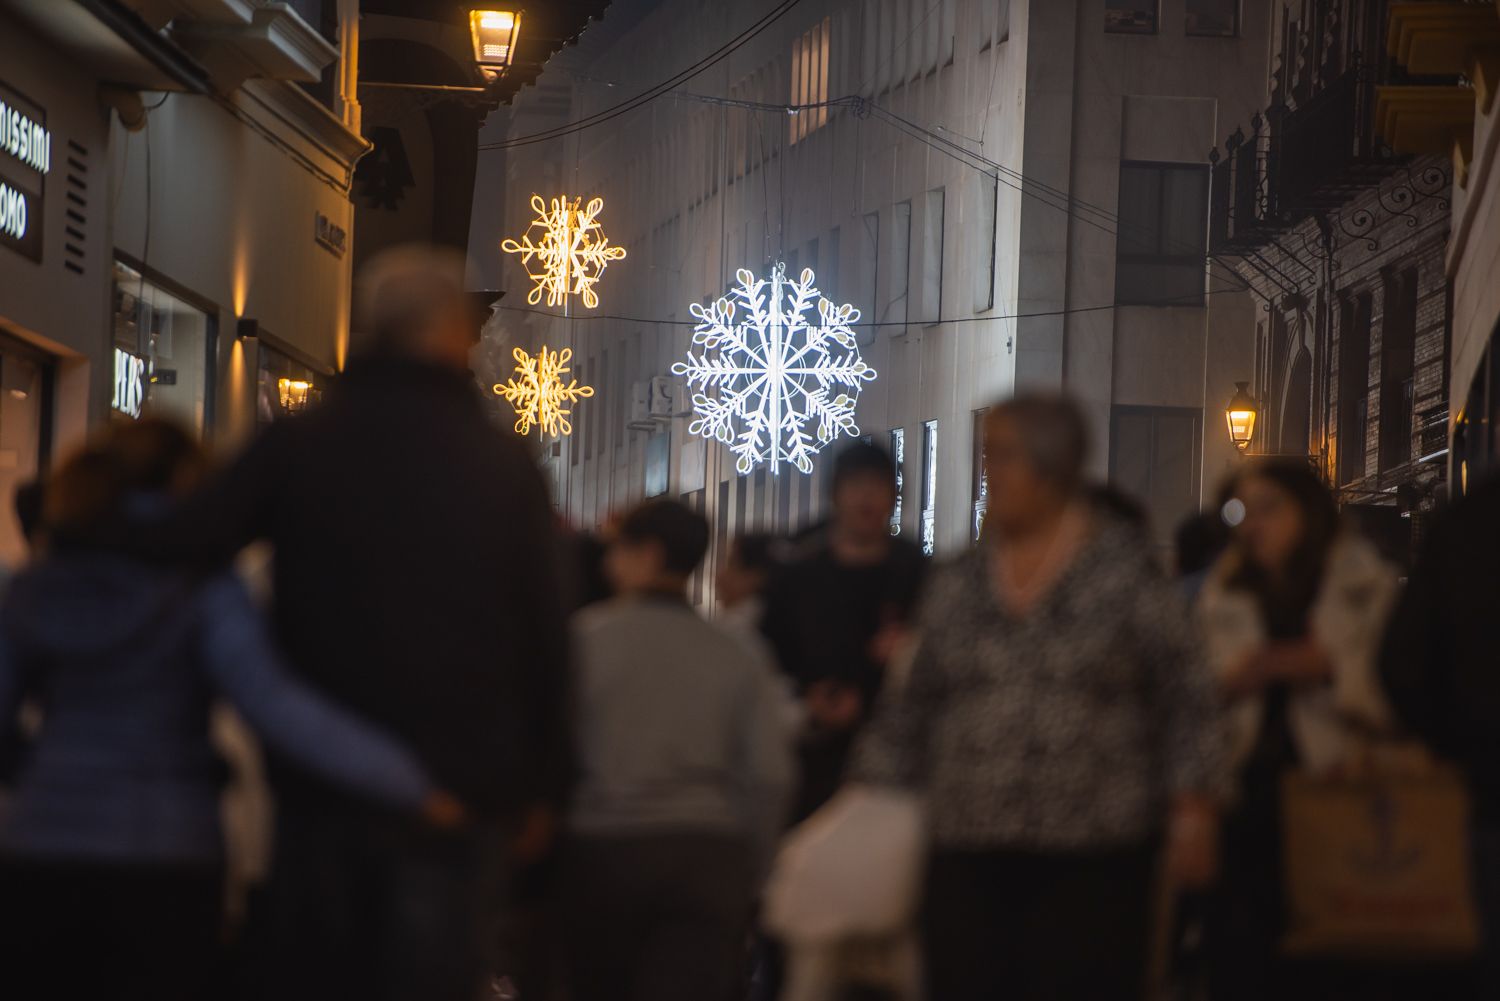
[853,394,1227,1001]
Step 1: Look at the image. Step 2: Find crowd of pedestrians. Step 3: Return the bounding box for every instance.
[0,243,1497,1001]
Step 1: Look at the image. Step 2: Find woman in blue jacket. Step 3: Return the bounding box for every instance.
[0,419,458,1001]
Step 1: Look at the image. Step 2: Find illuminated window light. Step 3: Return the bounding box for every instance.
[278,377,313,413]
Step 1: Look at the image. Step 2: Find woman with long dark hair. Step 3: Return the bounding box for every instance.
[1197,458,1397,1000]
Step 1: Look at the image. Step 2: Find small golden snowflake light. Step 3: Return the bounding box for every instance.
[502,194,626,311]
[493,345,594,437]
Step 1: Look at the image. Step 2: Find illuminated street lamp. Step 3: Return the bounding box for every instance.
[1225,382,1258,452]
[469,10,522,81]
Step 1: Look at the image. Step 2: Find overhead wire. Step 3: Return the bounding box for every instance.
[478,0,806,152]
[491,60,1320,330]
[493,281,1251,327]
[665,90,1256,296]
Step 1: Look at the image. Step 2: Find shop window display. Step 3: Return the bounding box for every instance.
[111,262,213,436]
[0,347,45,568]
[258,343,322,424]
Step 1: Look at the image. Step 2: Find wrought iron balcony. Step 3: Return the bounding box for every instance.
[1208,64,1399,255]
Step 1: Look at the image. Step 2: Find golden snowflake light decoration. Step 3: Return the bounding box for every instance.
[493,345,594,437]
[502,194,626,311]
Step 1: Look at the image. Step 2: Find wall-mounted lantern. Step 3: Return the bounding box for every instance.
[1225,382,1259,452]
[469,10,522,81]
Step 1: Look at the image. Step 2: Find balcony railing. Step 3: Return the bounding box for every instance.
[1209,64,1399,254]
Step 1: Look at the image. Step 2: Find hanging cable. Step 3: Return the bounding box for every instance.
[494,281,1251,328]
[478,0,806,152]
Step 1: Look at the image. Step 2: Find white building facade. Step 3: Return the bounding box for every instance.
[472,0,1271,603]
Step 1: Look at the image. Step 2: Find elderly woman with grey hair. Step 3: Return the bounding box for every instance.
[852,394,1227,1001]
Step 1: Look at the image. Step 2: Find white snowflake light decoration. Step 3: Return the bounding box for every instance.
[673,263,876,475]
[501,194,625,311]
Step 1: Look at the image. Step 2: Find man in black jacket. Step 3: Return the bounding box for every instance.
[131,246,569,1001]
[1380,473,1500,994]
[760,443,925,822]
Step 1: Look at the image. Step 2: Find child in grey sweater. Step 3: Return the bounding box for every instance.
[562,499,793,1001]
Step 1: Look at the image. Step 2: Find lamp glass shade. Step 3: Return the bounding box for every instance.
[470,10,522,79]
[1225,382,1258,451]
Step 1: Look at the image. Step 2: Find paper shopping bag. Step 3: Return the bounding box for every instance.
[1281,767,1479,959]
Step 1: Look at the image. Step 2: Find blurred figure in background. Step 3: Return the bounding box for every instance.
[0,480,45,784]
[1381,472,1500,994]
[761,442,925,823]
[11,480,42,554]
[1196,459,1397,1001]
[853,395,1224,1001]
[0,420,453,1001]
[1086,481,1151,539]
[561,500,792,1001]
[1175,505,1232,603]
[111,245,570,1001]
[562,529,614,612]
[716,532,780,636]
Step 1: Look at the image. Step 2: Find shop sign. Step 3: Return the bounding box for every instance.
[314,211,346,258]
[0,82,47,263]
[113,348,146,419]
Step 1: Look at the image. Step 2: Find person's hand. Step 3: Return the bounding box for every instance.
[868,622,913,668]
[1266,639,1334,687]
[509,804,556,864]
[1166,796,1219,890]
[804,680,865,732]
[421,790,468,830]
[1221,651,1268,699]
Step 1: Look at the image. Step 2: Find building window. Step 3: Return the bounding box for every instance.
[571,361,584,465]
[1105,0,1158,34]
[921,419,938,556]
[1186,0,1237,36]
[682,488,705,605]
[775,468,793,534]
[980,0,1012,49]
[973,173,998,312]
[644,432,669,496]
[257,344,322,424]
[889,427,905,536]
[0,337,51,568]
[1115,162,1208,307]
[1379,269,1418,472]
[1109,406,1201,548]
[859,212,880,346]
[882,201,911,329]
[1281,346,1313,455]
[972,408,989,541]
[715,479,730,601]
[790,16,830,144]
[111,261,214,437]
[824,227,841,304]
[1336,293,1372,485]
[920,188,944,324]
